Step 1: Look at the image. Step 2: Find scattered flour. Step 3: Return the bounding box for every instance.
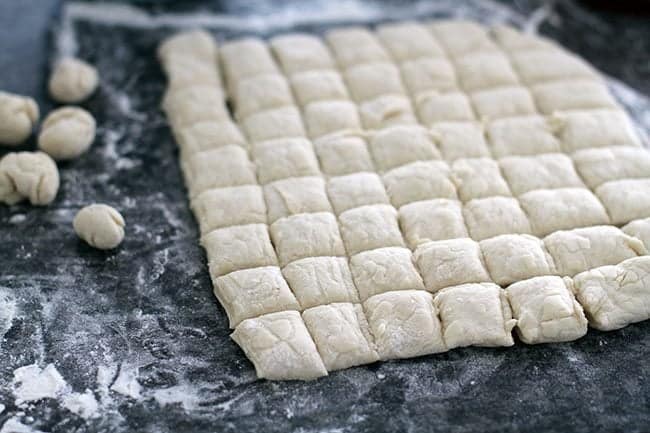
[110,366,142,400]
[8,214,26,224]
[0,418,46,433]
[151,385,200,412]
[62,390,100,419]
[12,364,67,405]
[0,294,17,340]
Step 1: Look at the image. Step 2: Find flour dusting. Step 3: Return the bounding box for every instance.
[12,364,68,405]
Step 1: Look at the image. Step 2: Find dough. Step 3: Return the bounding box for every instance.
[463,196,532,241]
[327,172,389,215]
[571,256,650,331]
[175,120,247,156]
[73,204,125,250]
[303,100,362,139]
[344,62,405,102]
[264,176,332,223]
[213,266,300,328]
[38,107,96,160]
[428,20,498,57]
[433,283,515,348]
[486,115,560,158]
[416,92,475,125]
[499,153,584,196]
[506,276,587,344]
[0,91,39,146]
[596,179,650,225]
[454,52,519,92]
[49,57,99,103]
[383,161,457,209]
[0,151,59,206]
[470,86,537,120]
[231,310,328,381]
[158,30,216,66]
[270,33,335,74]
[375,22,445,61]
[552,109,641,152]
[253,138,320,184]
[622,218,650,250]
[368,125,440,172]
[364,290,446,359]
[432,121,490,161]
[313,134,374,176]
[400,58,457,95]
[282,257,359,309]
[162,85,227,128]
[510,50,598,85]
[219,38,278,94]
[572,147,650,188]
[490,25,556,51]
[399,199,468,249]
[339,204,405,255]
[191,185,266,234]
[414,238,491,292]
[302,303,379,371]
[325,27,389,68]
[160,50,220,91]
[233,74,293,118]
[358,95,416,130]
[242,106,306,143]
[544,225,646,277]
[451,157,511,202]
[183,145,256,197]
[290,70,349,106]
[350,247,425,300]
[531,80,617,114]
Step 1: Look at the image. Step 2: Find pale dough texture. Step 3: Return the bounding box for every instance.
[73,204,125,250]
[0,91,39,146]
[49,57,99,103]
[0,151,59,206]
[38,107,96,160]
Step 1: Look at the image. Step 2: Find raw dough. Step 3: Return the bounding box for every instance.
[499,153,584,196]
[358,95,416,130]
[454,52,519,92]
[344,62,405,102]
[313,134,374,176]
[510,50,598,85]
[486,115,561,158]
[242,106,306,143]
[572,146,650,188]
[399,199,468,248]
[470,86,537,120]
[368,125,440,172]
[553,109,642,152]
[219,38,278,94]
[38,107,96,160]
[327,172,389,215]
[451,157,511,202]
[531,80,617,114]
[158,30,216,66]
[428,20,498,57]
[253,138,320,184]
[416,92,475,125]
[183,145,256,197]
[400,58,457,95]
[270,33,335,74]
[432,121,490,161]
[73,204,125,250]
[162,85,227,128]
[622,218,650,250]
[264,176,332,223]
[49,57,99,103]
[463,196,532,241]
[383,160,457,209]
[290,70,348,106]
[233,74,293,118]
[191,185,266,234]
[325,27,389,68]
[303,100,362,139]
[0,91,39,146]
[375,21,445,61]
[0,151,59,206]
[339,204,405,255]
[175,121,246,156]
[596,179,650,225]
[490,25,556,51]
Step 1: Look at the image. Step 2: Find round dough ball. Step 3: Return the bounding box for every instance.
[0,151,59,205]
[38,107,96,160]
[49,58,99,103]
[74,204,125,250]
[0,91,39,146]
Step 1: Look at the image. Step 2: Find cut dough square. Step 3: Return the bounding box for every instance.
[263,176,332,223]
[490,25,557,51]
[376,21,445,60]
[480,234,556,286]
[344,62,406,102]
[176,121,246,156]
[282,256,359,309]
[183,145,256,197]
[553,109,642,152]
[313,134,374,176]
[544,225,646,277]
[519,188,610,237]
[290,70,349,106]
[339,204,405,255]
[571,256,650,331]
[433,283,515,348]
[531,80,617,114]
[350,246,425,300]
[414,238,491,292]
[358,95,416,130]
[162,55,221,90]
[220,38,278,92]
[416,92,475,125]
[499,153,584,196]
[463,196,532,241]
[364,290,446,359]
[162,86,227,128]
[454,52,519,92]
[242,106,306,143]
[428,20,498,57]
[231,310,327,381]
[325,27,389,67]
[506,276,587,344]
[213,266,300,328]
[510,50,598,85]
[572,147,650,188]
[202,224,278,277]
[399,199,468,249]
[191,185,266,234]
[253,138,320,184]
[432,122,490,161]
[470,86,536,120]
[369,125,440,172]
[451,157,512,202]
[270,212,345,266]
[327,172,389,215]
[269,33,335,74]
[400,58,457,95]
[233,74,293,118]
[486,115,561,158]
[383,160,457,208]
[596,179,650,225]
[303,100,362,139]
[623,218,650,250]
[302,303,379,371]
[158,30,217,65]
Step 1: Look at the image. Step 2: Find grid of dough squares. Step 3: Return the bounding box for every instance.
[158,21,650,381]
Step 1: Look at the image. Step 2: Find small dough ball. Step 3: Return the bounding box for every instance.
[49,58,99,103]
[74,204,125,250]
[0,151,59,205]
[0,91,39,146]
[38,107,96,160]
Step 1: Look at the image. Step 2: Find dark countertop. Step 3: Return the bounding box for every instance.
[0,1,649,432]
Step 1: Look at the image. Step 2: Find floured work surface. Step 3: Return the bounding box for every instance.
[159,21,650,380]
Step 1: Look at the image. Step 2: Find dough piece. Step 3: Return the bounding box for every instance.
[242,106,306,143]
[38,107,96,160]
[433,283,515,348]
[596,179,650,225]
[183,145,256,197]
[162,86,227,128]
[572,147,650,188]
[454,52,519,92]
[233,74,293,118]
[510,50,598,85]
[175,121,246,156]
[490,25,557,51]
[414,238,491,292]
[231,310,327,380]
[463,197,532,241]
[416,92,475,125]
[369,125,440,172]
[325,27,389,68]
[432,122,490,161]
[327,172,389,215]
[253,138,320,184]
[313,134,374,176]
[364,290,446,359]
[506,276,587,344]
[270,212,345,266]
[622,218,650,250]
[162,55,221,90]
[73,204,125,250]
[376,21,445,61]
[544,225,646,277]
[571,256,650,331]
[470,86,537,120]
[400,58,457,95]
[303,100,362,139]
[270,33,335,74]
[158,30,216,63]
[282,257,359,309]
[358,95,416,130]
[383,161,457,208]
[264,176,332,223]
[290,70,348,106]
[191,185,266,234]
[553,109,642,152]
[48,57,99,103]
[531,80,617,114]
[486,115,561,158]
[219,38,278,94]
[350,247,425,300]
[480,234,556,286]
[519,188,610,237]
[428,20,498,57]
[344,62,405,102]
[213,266,300,328]
[0,91,39,146]
[499,153,584,196]
[0,151,59,205]
[399,199,468,249]
[339,204,405,255]
[451,158,511,202]
[302,303,379,371]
